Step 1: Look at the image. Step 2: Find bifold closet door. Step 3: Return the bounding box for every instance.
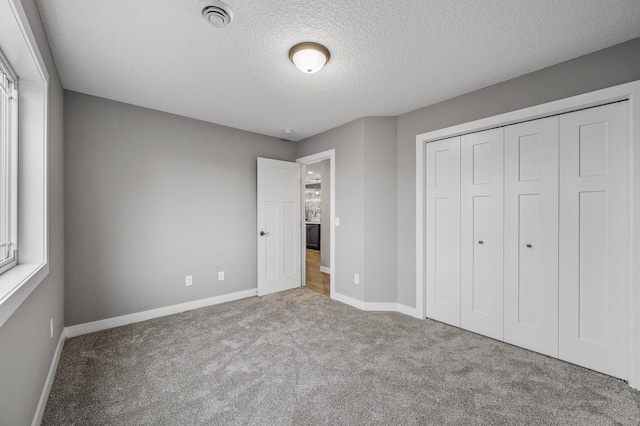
[425,137,461,326]
[504,117,559,357]
[460,128,504,340]
[559,101,629,380]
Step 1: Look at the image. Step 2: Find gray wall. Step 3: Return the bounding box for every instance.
[64,92,295,326]
[363,117,397,303]
[296,119,365,301]
[0,0,65,424]
[296,117,397,303]
[396,37,640,308]
[319,159,330,269]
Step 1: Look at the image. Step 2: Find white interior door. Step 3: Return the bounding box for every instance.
[558,101,629,379]
[425,137,461,327]
[461,128,504,340]
[504,116,559,357]
[257,158,301,296]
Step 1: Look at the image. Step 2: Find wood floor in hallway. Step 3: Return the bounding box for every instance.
[305,249,330,296]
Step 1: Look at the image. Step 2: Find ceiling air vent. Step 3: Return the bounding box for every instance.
[199,0,233,28]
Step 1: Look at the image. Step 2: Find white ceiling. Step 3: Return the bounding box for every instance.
[36,0,640,141]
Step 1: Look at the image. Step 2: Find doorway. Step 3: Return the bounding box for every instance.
[297,149,335,297]
[303,161,329,295]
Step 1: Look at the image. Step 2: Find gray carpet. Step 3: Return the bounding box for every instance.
[43,288,640,425]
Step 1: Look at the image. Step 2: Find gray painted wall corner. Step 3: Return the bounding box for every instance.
[0,0,65,424]
[296,119,366,301]
[296,116,399,304]
[64,91,296,326]
[363,117,398,303]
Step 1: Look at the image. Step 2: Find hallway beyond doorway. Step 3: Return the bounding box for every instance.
[305,249,330,296]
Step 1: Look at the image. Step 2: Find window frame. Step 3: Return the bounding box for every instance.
[0,0,50,329]
[0,47,18,275]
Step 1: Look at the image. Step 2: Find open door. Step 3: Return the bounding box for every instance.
[257,158,301,296]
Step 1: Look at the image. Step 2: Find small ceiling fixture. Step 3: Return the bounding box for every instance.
[199,0,233,28]
[289,42,330,74]
[282,129,294,135]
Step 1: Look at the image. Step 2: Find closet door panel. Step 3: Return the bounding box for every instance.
[426,137,461,326]
[559,101,629,380]
[504,116,559,357]
[461,128,504,340]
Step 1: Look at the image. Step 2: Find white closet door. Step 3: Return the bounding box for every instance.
[426,137,461,326]
[559,101,629,380]
[461,128,504,340]
[504,117,559,357]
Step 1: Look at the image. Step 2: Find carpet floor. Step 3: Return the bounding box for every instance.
[43,288,640,425]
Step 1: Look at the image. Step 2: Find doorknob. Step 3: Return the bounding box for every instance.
[478,240,484,244]
[259,231,270,236]
[526,244,532,248]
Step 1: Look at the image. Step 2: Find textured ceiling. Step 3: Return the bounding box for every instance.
[36,0,640,141]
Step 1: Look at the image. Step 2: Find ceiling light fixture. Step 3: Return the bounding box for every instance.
[289,42,330,74]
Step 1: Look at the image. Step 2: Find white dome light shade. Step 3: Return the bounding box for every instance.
[289,42,330,74]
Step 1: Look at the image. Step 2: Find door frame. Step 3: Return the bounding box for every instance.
[415,80,640,389]
[297,149,336,297]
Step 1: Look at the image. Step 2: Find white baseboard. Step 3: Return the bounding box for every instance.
[32,331,65,426]
[331,292,422,318]
[397,303,422,319]
[331,292,365,310]
[65,289,258,338]
[363,302,397,311]
[319,266,331,274]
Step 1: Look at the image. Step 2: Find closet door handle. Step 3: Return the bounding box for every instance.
[478,240,484,245]
[526,244,532,248]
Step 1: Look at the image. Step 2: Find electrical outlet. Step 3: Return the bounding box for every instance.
[185,275,193,286]
[218,271,225,281]
[50,318,54,338]
[354,274,359,284]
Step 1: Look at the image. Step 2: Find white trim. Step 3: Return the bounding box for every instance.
[415,80,640,390]
[65,289,258,338]
[397,303,421,319]
[297,149,336,298]
[332,291,365,310]
[6,0,49,83]
[32,331,65,426]
[416,133,425,320]
[363,302,397,312]
[319,266,331,274]
[0,264,48,326]
[0,0,50,328]
[332,292,422,318]
[630,82,640,391]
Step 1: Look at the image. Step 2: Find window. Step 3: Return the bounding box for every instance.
[0,49,17,274]
[0,0,49,328]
